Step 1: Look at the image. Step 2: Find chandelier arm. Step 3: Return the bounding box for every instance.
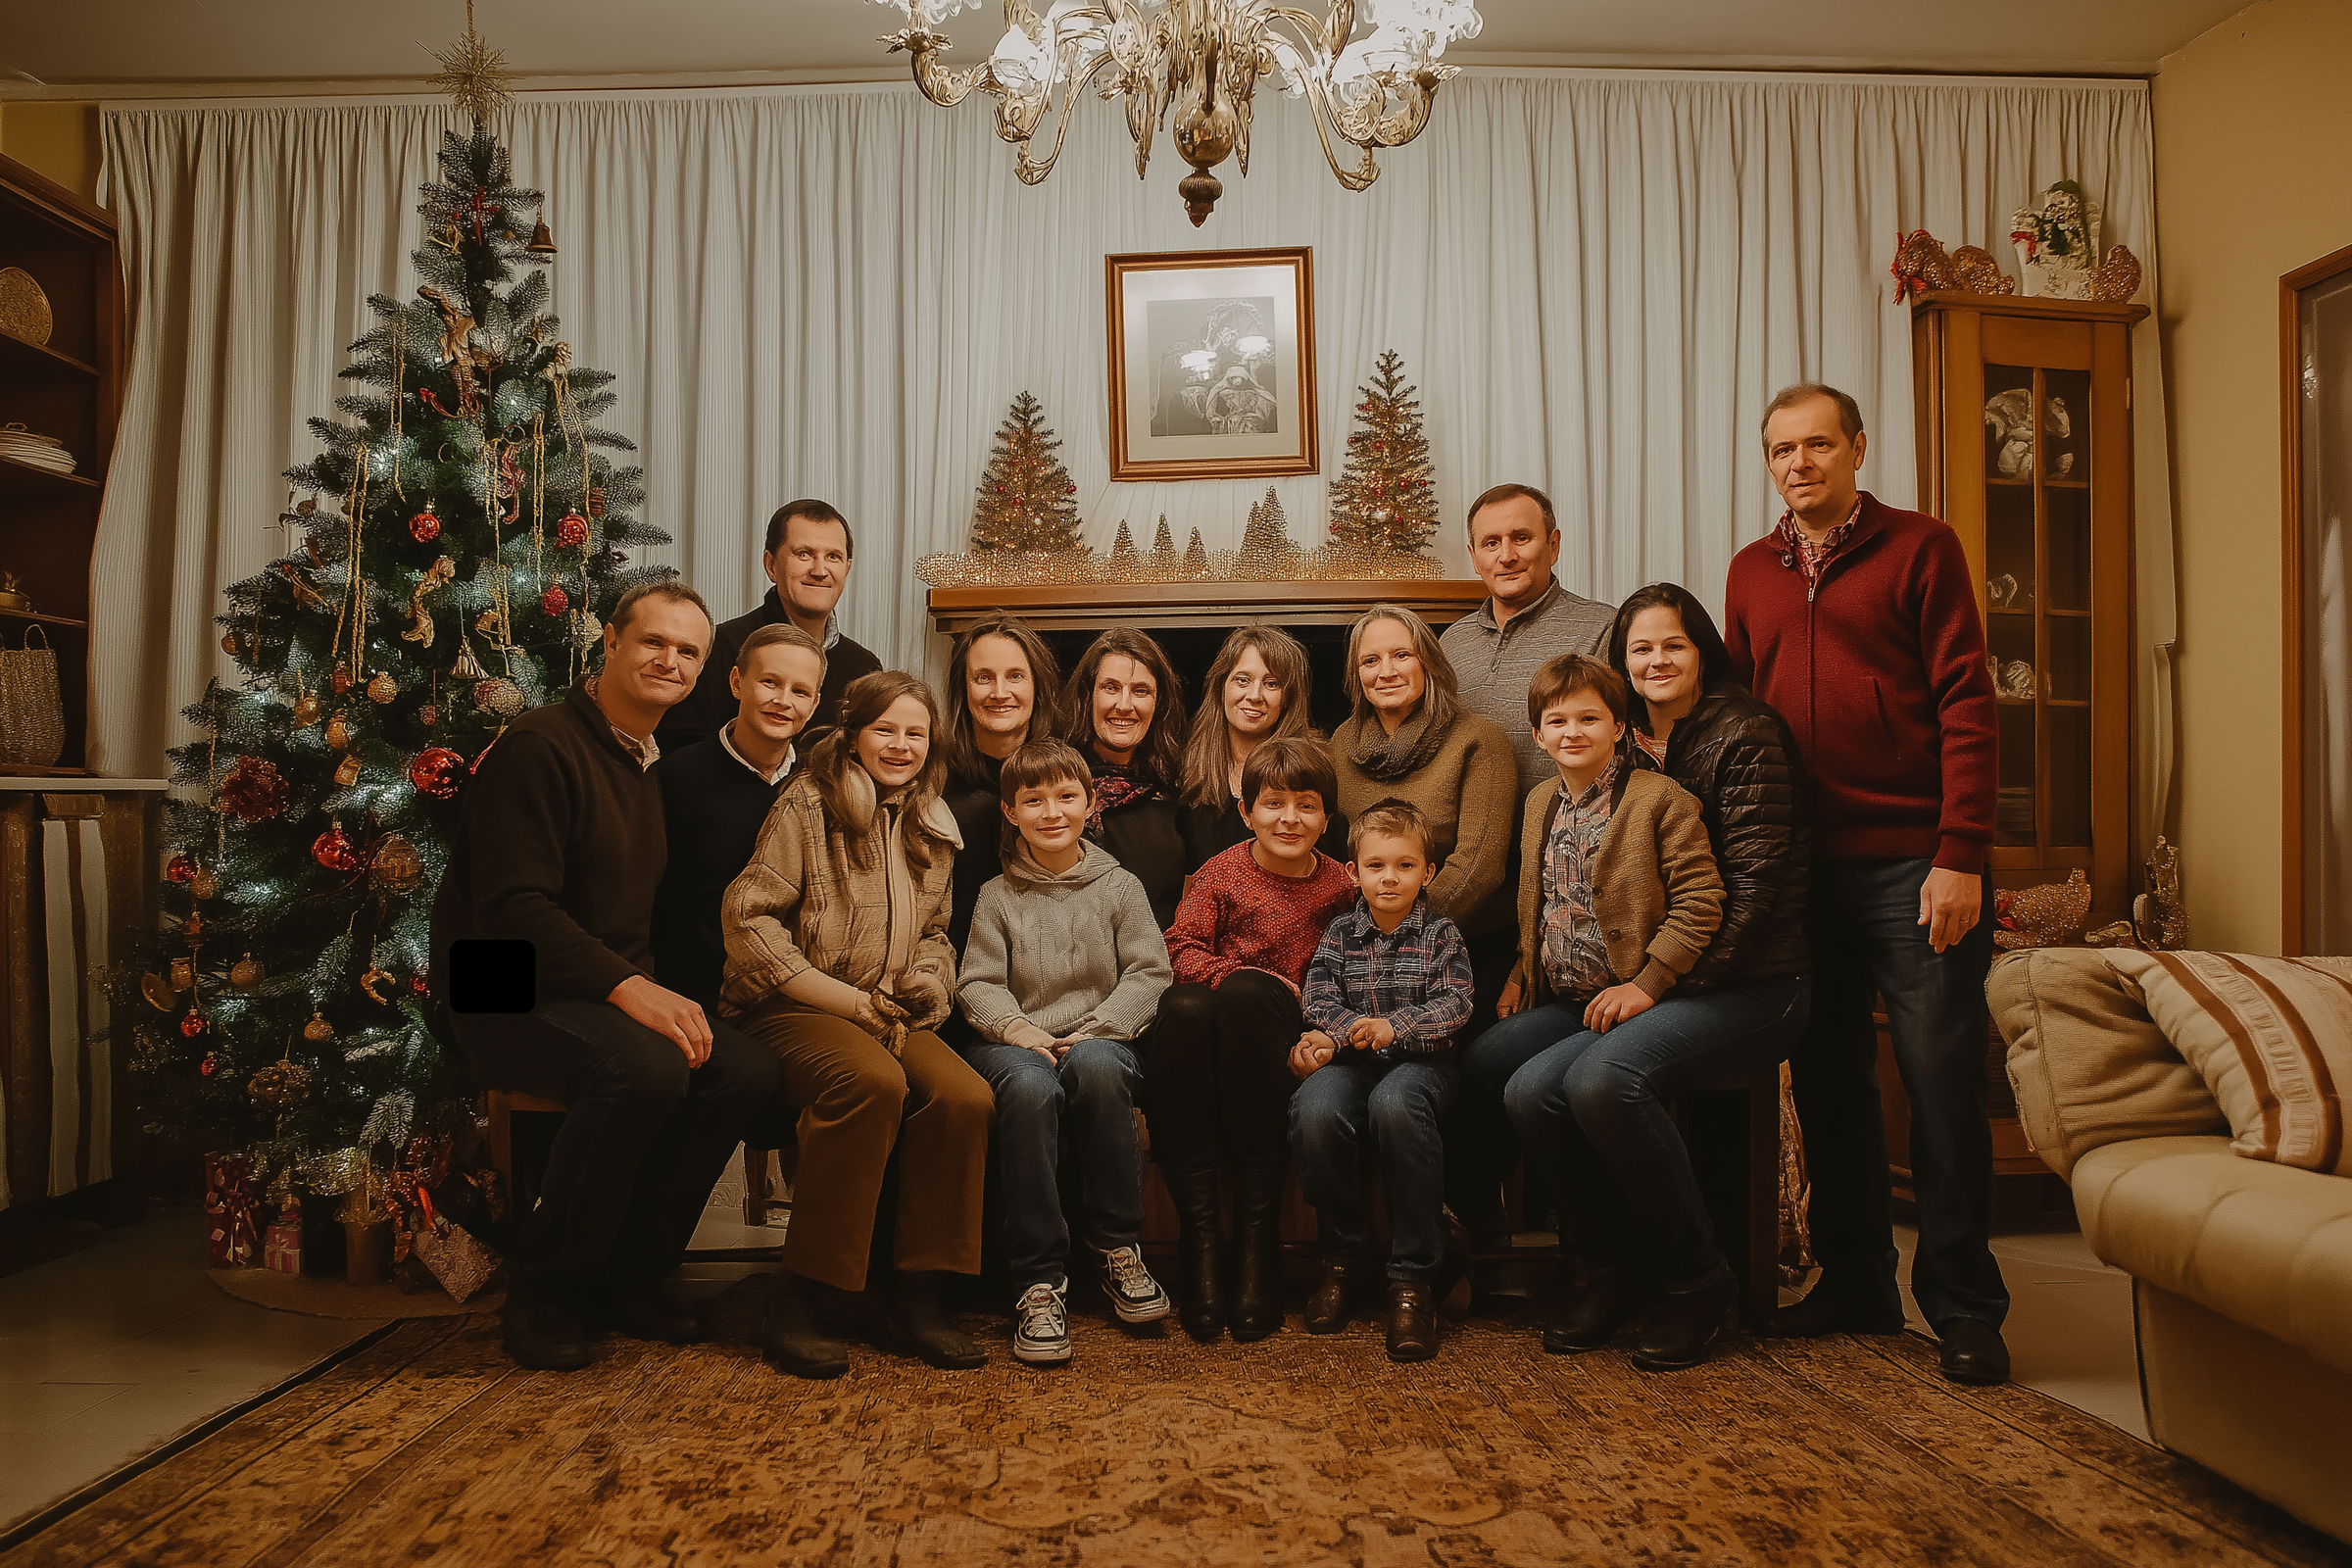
[900,31,1000,109]
[1013,47,1124,184]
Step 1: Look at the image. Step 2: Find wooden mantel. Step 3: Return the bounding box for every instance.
[927,579,1490,636]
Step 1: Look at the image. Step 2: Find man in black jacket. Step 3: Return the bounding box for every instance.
[656,500,881,756]
[431,582,781,1370]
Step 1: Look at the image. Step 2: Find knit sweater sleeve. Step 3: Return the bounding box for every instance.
[1632,783,1729,999]
[720,788,815,1007]
[901,844,960,1030]
[466,729,643,1002]
[1164,860,1234,988]
[1915,526,1999,874]
[954,879,1024,1044]
[1073,870,1175,1042]
[1425,716,1519,923]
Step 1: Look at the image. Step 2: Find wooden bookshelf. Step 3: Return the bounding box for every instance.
[0,152,122,777]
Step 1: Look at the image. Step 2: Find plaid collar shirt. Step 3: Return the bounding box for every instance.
[1770,499,1863,587]
[1300,895,1476,1059]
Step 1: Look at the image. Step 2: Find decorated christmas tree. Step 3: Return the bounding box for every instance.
[1326,350,1440,558]
[969,391,1082,552]
[1150,515,1178,574]
[117,100,667,1169]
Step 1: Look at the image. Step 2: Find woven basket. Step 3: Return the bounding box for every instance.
[0,624,66,767]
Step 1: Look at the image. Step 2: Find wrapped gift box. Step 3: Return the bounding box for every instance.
[204,1153,263,1268]
[263,1206,302,1274]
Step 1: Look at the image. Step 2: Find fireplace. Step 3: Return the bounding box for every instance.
[928,579,1488,732]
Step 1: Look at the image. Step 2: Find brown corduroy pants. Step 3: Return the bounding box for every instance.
[736,1001,992,1292]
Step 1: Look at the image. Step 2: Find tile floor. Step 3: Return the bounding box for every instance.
[0,1176,2148,1539]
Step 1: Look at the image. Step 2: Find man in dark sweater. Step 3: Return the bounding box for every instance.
[430,582,781,1371]
[651,622,825,1012]
[1723,382,2009,1388]
[655,499,882,757]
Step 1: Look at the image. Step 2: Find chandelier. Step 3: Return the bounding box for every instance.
[861,1,1484,224]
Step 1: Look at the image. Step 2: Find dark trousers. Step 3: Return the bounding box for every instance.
[453,998,779,1290]
[1144,971,1301,1167]
[1799,857,2008,1328]
[1290,1054,1456,1278]
[961,1037,1149,1292]
[1500,976,1808,1287]
[1449,922,1549,1240]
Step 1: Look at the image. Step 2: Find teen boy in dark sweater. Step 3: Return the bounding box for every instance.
[652,623,826,1011]
[430,582,781,1371]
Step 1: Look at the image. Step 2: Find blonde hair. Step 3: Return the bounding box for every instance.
[805,670,953,870]
[1343,604,1460,735]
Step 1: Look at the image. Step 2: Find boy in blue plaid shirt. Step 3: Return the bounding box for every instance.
[1289,799,1475,1361]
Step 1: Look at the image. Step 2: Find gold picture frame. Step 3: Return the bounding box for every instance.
[1106,247,1318,482]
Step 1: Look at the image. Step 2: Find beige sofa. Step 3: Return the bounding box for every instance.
[1989,948,2352,1545]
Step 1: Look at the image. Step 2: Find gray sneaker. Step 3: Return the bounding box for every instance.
[1098,1244,1174,1324]
[1012,1281,1071,1365]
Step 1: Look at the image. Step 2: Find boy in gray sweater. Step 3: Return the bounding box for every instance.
[957,739,1175,1364]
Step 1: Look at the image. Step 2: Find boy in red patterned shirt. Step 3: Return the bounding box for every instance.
[1149,739,1355,1344]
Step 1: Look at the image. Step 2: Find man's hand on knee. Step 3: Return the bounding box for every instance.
[1917,867,1982,955]
[609,974,713,1065]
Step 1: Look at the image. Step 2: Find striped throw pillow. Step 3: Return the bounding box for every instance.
[2103,950,2352,1175]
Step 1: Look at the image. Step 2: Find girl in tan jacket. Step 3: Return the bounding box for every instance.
[723,670,992,1379]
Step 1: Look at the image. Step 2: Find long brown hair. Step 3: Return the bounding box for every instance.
[1604,582,1739,736]
[805,670,954,869]
[1058,627,1188,790]
[1177,625,1314,808]
[942,614,1063,793]
[1343,604,1460,737]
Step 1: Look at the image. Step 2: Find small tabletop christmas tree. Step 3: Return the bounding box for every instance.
[1327,350,1440,559]
[120,102,668,1169]
[970,391,1082,553]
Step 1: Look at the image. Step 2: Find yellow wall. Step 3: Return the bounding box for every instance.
[2153,0,2352,954]
[0,102,102,207]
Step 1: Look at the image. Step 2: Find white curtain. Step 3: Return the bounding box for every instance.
[97,71,2171,827]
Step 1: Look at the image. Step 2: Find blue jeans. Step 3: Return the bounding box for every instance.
[1289,1054,1456,1279]
[1799,858,2007,1329]
[1496,976,1808,1287]
[961,1038,1148,1292]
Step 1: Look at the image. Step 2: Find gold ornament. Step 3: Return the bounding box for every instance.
[358,965,397,1005]
[473,678,524,717]
[367,670,397,704]
[333,754,363,789]
[182,911,207,948]
[141,971,178,1010]
[1993,869,2093,952]
[451,640,485,681]
[325,710,352,750]
[220,629,242,659]
[187,864,220,900]
[248,1059,313,1114]
[331,662,353,695]
[525,215,558,260]
[291,691,321,727]
[230,953,264,989]
[426,1,516,127]
[304,1009,334,1043]
[169,956,195,990]
[368,835,425,895]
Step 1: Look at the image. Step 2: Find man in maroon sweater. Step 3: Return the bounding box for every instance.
[1723,383,2009,1387]
[431,583,780,1371]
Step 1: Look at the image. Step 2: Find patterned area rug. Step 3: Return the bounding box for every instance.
[6,1282,2344,1568]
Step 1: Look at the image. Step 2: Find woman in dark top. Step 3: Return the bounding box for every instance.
[1175,625,1344,869]
[1502,581,1810,1371]
[939,614,1063,956]
[1059,628,1189,928]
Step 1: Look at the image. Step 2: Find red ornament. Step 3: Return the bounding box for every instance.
[167,855,196,883]
[217,756,290,823]
[410,972,431,997]
[409,502,441,543]
[1065,483,1076,494]
[408,746,468,800]
[183,1012,210,1040]
[198,1050,218,1072]
[311,822,361,873]
[541,583,569,616]
[556,509,589,549]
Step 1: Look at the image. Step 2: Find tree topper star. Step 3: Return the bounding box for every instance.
[424,1,515,126]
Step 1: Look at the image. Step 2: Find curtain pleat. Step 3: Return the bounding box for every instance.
[97,73,2171,832]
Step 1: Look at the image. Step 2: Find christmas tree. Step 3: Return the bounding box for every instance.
[1237,486,1299,574]
[969,391,1082,552]
[1150,515,1178,575]
[1183,527,1210,576]
[118,111,668,1169]
[1108,519,1138,568]
[1326,350,1440,558]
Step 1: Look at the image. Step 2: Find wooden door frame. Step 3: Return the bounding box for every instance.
[2280,242,2352,956]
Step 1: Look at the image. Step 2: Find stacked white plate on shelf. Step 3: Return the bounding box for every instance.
[0,424,77,474]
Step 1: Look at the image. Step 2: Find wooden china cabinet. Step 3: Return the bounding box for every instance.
[1893,289,2151,1197]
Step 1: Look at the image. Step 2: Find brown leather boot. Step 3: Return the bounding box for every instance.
[1385,1279,1438,1362]
[1304,1256,1365,1334]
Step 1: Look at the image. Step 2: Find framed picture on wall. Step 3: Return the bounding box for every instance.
[1106,247,1318,482]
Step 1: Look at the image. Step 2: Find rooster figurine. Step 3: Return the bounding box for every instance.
[1891,229,2019,304]
[1993,868,2093,951]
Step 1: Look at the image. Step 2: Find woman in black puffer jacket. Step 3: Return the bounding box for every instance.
[1500,580,1812,1372]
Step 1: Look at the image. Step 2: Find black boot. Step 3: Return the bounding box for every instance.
[1634,1270,1740,1371]
[502,1270,593,1371]
[1764,1265,1906,1338]
[890,1271,986,1370]
[589,1278,708,1346]
[1161,1159,1228,1342]
[1228,1160,1289,1343]
[1542,1265,1647,1354]
[759,1268,849,1380]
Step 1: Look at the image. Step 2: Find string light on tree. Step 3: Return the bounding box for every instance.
[968,391,1083,552]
